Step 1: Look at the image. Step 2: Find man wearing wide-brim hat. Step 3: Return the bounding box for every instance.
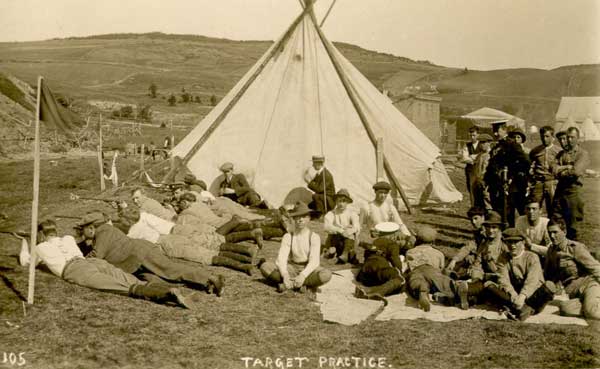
[305,155,336,217]
[323,189,360,264]
[360,181,411,239]
[483,227,557,321]
[217,162,267,209]
[77,211,226,297]
[468,211,507,285]
[260,202,332,293]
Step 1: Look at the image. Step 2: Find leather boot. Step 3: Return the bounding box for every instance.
[418,291,431,312]
[207,275,225,296]
[225,229,264,248]
[356,277,404,300]
[219,243,258,258]
[129,283,192,309]
[219,251,253,264]
[261,227,285,240]
[212,256,254,276]
[215,218,243,236]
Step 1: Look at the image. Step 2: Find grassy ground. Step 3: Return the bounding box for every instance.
[0,156,599,369]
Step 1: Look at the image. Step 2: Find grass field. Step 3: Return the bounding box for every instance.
[1,155,599,369]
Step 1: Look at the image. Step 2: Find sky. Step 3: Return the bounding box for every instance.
[1,0,599,70]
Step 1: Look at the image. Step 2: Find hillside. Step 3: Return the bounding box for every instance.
[0,32,599,126]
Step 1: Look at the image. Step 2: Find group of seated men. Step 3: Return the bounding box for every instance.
[28,154,598,320]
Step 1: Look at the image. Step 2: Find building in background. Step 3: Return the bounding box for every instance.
[393,94,442,146]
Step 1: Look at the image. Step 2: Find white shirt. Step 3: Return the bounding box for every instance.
[276,228,321,278]
[361,200,410,236]
[324,207,360,236]
[35,235,83,276]
[515,215,550,255]
[460,141,479,164]
[128,212,175,243]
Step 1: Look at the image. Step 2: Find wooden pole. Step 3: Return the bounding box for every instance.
[140,144,145,173]
[308,10,412,213]
[97,114,105,191]
[27,76,43,304]
[319,0,338,27]
[376,138,384,181]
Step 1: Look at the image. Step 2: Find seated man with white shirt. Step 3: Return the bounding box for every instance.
[32,219,190,308]
[515,199,551,257]
[323,189,360,264]
[360,181,411,240]
[260,202,332,293]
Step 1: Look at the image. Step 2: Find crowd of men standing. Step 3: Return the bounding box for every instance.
[460,122,590,240]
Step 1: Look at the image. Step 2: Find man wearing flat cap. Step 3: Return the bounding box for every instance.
[218,162,266,208]
[306,155,336,217]
[483,227,556,321]
[323,189,360,264]
[360,181,410,239]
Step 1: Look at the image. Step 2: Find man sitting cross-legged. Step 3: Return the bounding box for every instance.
[515,199,551,258]
[360,181,411,239]
[77,212,225,297]
[354,222,412,300]
[323,189,360,264]
[32,219,191,308]
[121,207,261,276]
[443,207,487,279]
[482,228,557,321]
[260,202,332,293]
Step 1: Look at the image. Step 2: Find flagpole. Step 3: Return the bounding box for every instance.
[27,76,43,304]
[97,114,105,191]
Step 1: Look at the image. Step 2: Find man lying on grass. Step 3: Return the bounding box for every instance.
[32,219,191,309]
[260,202,332,293]
[76,211,225,297]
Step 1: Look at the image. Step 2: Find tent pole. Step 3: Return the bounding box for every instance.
[174,2,315,175]
[308,11,412,213]
[97,114,105,191]
[27,76,43,304]
[319,0,338,27]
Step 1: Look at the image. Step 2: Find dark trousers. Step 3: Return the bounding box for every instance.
[465,166,475,206]
[224,190,262,207]
[530,180,557,216]
[485,284,554,314]
[136,248,211,288]
[507,190,526,227]
[552,188,584,240]
[309,193,335,215]
[406,264,456,300]
[356,255,399,287]
[325,234,356,260]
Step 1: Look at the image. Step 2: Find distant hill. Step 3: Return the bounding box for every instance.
[1,32,598,125]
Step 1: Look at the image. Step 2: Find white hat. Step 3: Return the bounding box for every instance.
[374,222,400,235]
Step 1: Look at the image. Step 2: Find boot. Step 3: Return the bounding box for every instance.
[219,251,253,264]
[418,291,431,312]
[129,283,192,309]
[219,243,258,258]
[368,278,404,297]
[225,229,264,248]
[212,256,254,276]
[207,275,225,297]
[215,218,243,236]
[455,280,470,310]
[261,227,285,240]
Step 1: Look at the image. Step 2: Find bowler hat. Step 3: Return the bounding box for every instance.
[372,181,391,192]
[333,188,353,203]
[483,211,503,226]
[502,228,524,242]
[219,162,234,172]
[478,133,493,142]
[288,202,313,218]
[374,222,400,235]
[311,155,325,162]
[76,212,106,228]
[508,128,527,143]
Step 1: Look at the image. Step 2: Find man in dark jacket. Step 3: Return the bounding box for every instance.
[306,155,335,217]
[77,212,225,296]
[218,162,265,208]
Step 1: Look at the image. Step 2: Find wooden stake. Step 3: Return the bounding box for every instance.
[27,76,43,304]
[376,138,384,181]
[319,0,338,27]
[140,144,145,172]
[97,114,105,191]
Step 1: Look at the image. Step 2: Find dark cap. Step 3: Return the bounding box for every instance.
[478,133,494,142]
[333,188,353,203]
[508,128,527,143]
[502,228,524,242]
[467,207,485,218]
[311,155,325,162]
[483,211,503,226]
[288,202,313,217]
[373,181,392,192]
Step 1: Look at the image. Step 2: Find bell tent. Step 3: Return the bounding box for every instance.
[170,1,462,208]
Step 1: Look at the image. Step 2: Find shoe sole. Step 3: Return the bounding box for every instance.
[171,289,193,309]
[457,282,469,310]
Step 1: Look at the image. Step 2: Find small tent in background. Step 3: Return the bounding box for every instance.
[581,117,600,141]
[461,107,525,130]
[170,1,462,208]
[555,115,578,133]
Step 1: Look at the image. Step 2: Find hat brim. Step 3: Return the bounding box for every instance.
[334,194,353,203]
[289,210,313,218]
[483,221,503,226]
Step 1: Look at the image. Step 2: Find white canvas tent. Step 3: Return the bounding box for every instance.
[461,107,525,129]
[170,2,462,208]
[581,117,600,141]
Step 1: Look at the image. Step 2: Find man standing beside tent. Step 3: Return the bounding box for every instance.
[485,122,511,224]
[552,127,590,240]
[459,126,483,206]
[306,155,335,218]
